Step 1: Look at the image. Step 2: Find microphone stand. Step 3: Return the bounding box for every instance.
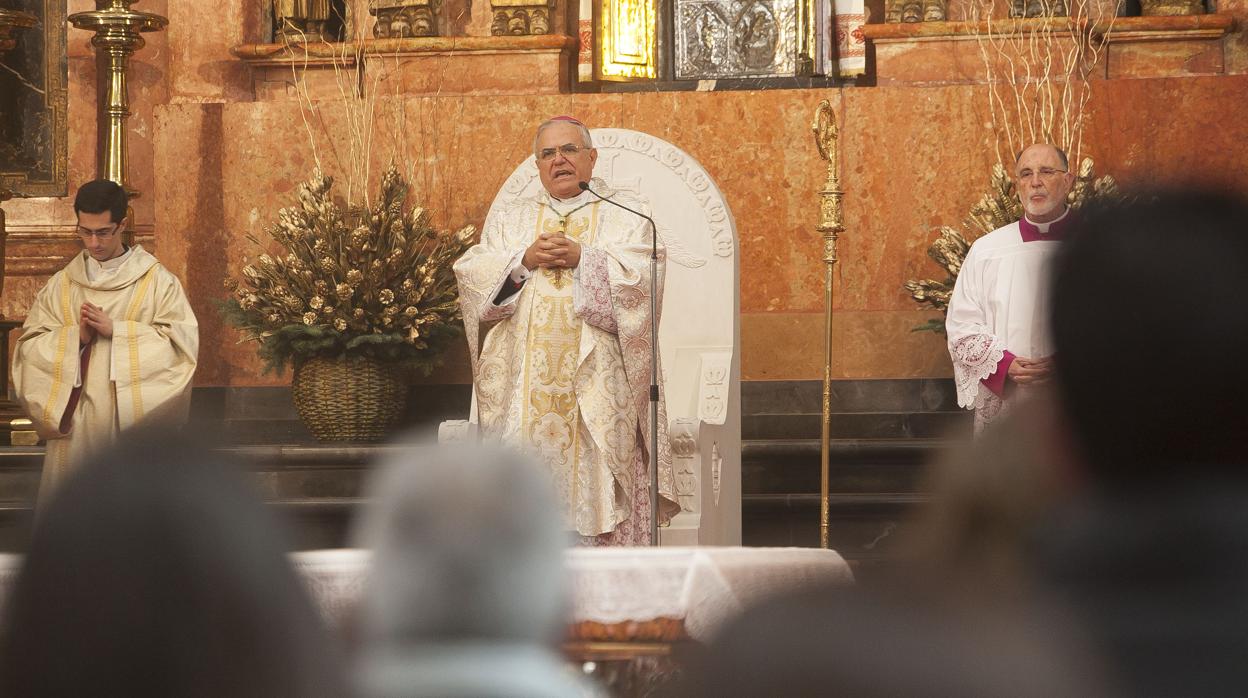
[579,181,660,546]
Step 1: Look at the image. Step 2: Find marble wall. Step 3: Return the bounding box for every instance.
[4,0,1248,387]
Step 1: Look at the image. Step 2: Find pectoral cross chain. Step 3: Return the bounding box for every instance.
[541,205,591,290]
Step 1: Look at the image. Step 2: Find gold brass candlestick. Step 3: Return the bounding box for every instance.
[812,100,844,550]
[796,0,816,75]
[69,0,167,198]
[0,188,10,313]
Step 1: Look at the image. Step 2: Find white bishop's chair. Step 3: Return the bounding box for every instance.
[443,128,741,546]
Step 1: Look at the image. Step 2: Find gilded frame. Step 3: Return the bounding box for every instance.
[0,0,68,197]
[597,0,657,80]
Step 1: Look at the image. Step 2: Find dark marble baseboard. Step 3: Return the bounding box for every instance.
[190,384,472,423]
[185,379,967,443]
[741,379,960,415]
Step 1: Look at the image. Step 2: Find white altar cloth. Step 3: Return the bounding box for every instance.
[0,547,853,642]
[565,547,853,640]
[291,546,852,642]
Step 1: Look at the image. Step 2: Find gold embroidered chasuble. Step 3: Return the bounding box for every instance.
[454,184,679,540]
[13,246,199,499]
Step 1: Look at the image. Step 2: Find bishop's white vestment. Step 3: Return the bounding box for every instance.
[13,245,199,499]
[454,181,679,544]
[946,214,1070,432]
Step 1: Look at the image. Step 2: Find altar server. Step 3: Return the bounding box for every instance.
[13,180,198,499]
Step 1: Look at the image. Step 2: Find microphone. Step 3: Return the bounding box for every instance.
[578,179,663,544]
[579,181,659,249]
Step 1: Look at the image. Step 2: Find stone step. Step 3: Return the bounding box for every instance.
[0,495,365,553]
[743,411,970,440]
[0,448,41,502]
[0,444,390,503]
[742,493,926,557]
[266,493,933,557]
[0,427,949,557]
[742,379,959,415]
[216,410,972,445]
[0,489,927,558]
[220,419,314,445]
[0,474,933,560]
[0,438,953,502]
[742,438,948,496]
[186,381,968,443]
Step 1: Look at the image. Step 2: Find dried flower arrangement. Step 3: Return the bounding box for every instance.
[221,167,475,374]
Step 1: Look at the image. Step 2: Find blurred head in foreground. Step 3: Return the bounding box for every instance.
[1051,190,1248,487]
[683,583,1114,698]
[0,431,347,698]
[352,443,587,698]
[1039,189,1248,696]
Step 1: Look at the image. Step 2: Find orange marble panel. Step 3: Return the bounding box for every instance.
[871,35,1102,87]
[1082,74,1248,192]
[140,75,1248,384]
[1108,37,1225,79]
[839,85,1002,313]
[250,59,360,102]
[741,311,953,380]
[864,15,1235,86]
[152,104,231,385]
[234,37,578,100]
[368,49,571,95]
[1,276,54,322]
[620,90,837,316]
[166,0,262,102]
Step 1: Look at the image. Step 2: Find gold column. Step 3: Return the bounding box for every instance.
[796,0,816,75]
[811,100,844,549]
[597,0,656,80]
[69,0,167,199]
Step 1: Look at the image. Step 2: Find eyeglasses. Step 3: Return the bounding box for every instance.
[537,143,590,162]
[1016,167,1068,181]
[76,224,120,240]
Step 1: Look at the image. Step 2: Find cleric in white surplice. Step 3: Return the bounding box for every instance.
[946,144,1077,432]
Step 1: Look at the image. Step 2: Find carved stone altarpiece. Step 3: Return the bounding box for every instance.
[371,0,441,38]
[883,0,945,22]
[490,0,553,35]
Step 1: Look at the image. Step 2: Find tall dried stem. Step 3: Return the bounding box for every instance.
[970,0,1119,167]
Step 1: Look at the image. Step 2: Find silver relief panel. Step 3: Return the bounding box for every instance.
[675,0,797,79]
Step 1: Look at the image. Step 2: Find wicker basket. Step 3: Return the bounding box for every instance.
[291,355,407,442]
